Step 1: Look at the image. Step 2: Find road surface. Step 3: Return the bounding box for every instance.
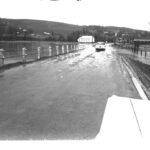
[0,44,140,140]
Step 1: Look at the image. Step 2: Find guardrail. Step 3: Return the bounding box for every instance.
[0,43,86,67]
[114,43,134,50]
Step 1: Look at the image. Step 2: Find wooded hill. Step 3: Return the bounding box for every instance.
[0,18,150,42]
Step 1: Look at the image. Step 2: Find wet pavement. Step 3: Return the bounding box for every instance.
[0,44,140,140]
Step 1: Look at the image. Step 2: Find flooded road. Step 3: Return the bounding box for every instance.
[0,44,140,139]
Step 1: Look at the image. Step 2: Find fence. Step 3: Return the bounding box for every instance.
[0,43,86,67]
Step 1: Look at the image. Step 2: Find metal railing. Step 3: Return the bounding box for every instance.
[0,43,86,67]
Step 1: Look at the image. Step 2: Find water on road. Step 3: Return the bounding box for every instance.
[0,44,140,140]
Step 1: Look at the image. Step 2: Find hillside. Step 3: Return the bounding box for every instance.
[0,18,150,42]
[5,19,81,35]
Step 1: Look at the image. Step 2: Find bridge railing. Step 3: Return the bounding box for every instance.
[0,43,86,67]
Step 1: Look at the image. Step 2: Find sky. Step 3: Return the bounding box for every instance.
[0,0,150,31]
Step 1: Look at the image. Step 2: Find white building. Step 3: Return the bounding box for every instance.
[77,36,95,43]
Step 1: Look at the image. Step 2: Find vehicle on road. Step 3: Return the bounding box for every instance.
[95,42,106,52]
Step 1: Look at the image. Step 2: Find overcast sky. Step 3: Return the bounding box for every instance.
[0,0,150,31]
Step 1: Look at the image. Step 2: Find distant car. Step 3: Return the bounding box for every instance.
[95,42,106,52]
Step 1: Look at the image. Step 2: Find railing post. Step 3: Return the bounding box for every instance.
[0,49,5,66]
[49,46,52,57]
[37,47,41,60]
[56,45,59,56]
[66,45,69,53]
[62,45,65,54]
[22,47,27,63]
[71,45,73,51]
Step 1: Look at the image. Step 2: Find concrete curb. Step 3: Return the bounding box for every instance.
[121,56,148,100]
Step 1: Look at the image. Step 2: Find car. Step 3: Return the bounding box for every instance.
[95,42,106,52]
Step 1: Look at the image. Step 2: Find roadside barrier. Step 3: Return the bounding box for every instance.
[62,45,65,54]
[37,47,41,60]
[56,45,59,56]
[0,43,86,67]
[22,47,27,62]
[66,45,69,53]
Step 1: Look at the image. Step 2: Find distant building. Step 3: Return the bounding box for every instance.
[77,36,95,43]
